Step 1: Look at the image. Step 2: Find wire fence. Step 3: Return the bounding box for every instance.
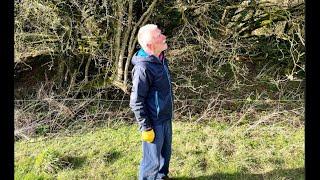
[14,97,304,140]
[14,98,304,102]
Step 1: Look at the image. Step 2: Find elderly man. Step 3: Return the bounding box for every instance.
[129,24,173,180]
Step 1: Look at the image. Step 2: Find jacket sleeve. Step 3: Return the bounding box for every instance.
[129,65,152,131]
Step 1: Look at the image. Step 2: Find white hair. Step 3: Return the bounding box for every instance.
[137,24,158,50]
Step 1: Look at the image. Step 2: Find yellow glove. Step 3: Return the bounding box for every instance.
[141,129,155,143]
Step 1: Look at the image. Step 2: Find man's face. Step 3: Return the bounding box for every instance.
[150,28,167,53]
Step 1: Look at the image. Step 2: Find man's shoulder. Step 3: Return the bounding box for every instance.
[133,61,150,70]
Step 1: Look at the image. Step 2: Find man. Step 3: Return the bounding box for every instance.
[129,24,174,180]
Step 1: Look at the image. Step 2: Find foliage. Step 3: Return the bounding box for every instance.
[14,0,305,138]
[14,0,305,93]
[15,0,161,93]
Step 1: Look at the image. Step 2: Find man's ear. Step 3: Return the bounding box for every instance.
[146,43,153,51]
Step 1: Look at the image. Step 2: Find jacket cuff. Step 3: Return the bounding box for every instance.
[139,124,152,131]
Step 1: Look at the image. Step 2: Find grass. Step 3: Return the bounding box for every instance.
[15,121,304,180]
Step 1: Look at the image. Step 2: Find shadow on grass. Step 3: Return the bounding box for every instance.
[171,167,304,180]
[102,151,122,164]
[63,156,87,169]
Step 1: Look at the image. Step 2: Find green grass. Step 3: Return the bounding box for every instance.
[15,121,304,180]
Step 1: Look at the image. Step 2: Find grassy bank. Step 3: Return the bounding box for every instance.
[15,121,304,180]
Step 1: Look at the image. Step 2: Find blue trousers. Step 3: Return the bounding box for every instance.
[139,120,172,180]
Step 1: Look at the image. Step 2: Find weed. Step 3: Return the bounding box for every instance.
[34,148,71,174]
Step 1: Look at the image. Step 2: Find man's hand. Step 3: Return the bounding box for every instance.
[141,129,155,143]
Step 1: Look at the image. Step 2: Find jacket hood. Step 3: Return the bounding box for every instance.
[131,49,164,66]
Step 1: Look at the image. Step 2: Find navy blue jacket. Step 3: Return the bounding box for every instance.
[129,49,174,131]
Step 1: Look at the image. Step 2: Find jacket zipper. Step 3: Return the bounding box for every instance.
[162,61,173,120]
[155,91,160,119]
